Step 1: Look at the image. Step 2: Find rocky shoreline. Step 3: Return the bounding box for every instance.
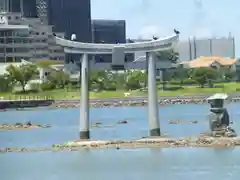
[1,136,240,153]
[0,122,51,131]
[50,97,240,109]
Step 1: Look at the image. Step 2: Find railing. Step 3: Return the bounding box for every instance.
[0,96,54,101]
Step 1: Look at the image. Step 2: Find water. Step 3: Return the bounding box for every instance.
[1,103,240,180]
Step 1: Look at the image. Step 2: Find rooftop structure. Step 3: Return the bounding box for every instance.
[180,56,238,68]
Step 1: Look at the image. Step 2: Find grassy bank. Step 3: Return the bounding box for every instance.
[0,82,239,100]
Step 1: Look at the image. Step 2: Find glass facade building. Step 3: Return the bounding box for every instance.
[46,0,92,42]
[8,0,20,13]
[92,19,133,63]
[1,0,37,17]
[37,0,92,63]
[21,0,37,17]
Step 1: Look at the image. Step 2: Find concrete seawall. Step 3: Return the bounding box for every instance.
[55,94,240,104]
[0,99,54,109]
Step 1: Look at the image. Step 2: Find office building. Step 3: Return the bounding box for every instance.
[37,0,92,63]
[0,15,30,62]
[37,0,92,42]
[0,0,9,12]
[177,36,235,62]
[0,12,64,63]
[21,0,37,17]
[0,0,37,17]
[92,19,134,66]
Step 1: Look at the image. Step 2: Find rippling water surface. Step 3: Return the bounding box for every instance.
[1,103,240,180]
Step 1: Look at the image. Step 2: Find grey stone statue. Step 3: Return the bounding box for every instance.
[207,94,236,137]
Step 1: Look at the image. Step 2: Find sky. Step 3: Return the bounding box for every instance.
[91,0,240,55]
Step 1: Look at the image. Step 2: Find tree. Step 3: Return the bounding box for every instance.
[220,67,236,81]
[35,59,64,68]
[48,70,70,88]
[0,75,12,92]
[224,71,235,81]
[6,64,38,92]
[89,70,108,91]
[125,70,147,90]
[191,67,218,88]
[156,49,179,63]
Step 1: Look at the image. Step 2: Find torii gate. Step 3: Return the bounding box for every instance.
[54,34,179,139]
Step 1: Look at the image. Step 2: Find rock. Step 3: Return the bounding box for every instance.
[25,121,32,126]
[190,121,198,124]
[95,121,102,125]
[168,120,198,124]
[15,122,23,126]
[118,120,128,124]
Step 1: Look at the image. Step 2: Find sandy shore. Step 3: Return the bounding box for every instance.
[1,136,240,153]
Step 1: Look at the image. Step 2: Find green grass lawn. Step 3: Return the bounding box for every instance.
[0,89,146,100]
[158,82,240,96]
[0,82,239,100]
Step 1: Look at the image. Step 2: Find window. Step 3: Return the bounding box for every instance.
[6,38,13,43]
[8,16,11,20]
[156,69,161,76]
[6,57,14,62]
[15,48,28,53]
[15,57,22,62]
[6,48,13,53]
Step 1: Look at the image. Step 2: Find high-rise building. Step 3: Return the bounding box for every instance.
[21,0,37,17]
[37,0,92,64]
[0,0,37,17]
[92,19,134,64]
[92,20,126,44]
[0,0,9,12]
[37,0,92,42]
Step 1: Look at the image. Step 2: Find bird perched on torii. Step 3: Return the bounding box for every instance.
[174,29,180,35]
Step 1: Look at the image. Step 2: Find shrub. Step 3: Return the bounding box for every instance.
[13,89,39,94]
[40,82,55,91]
[164,86,183,91]
[169,80,181,85]
[29,83,40,91]
[182,79,197,85]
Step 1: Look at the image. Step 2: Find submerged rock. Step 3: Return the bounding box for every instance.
[168,120,198,124]
[117,120,128,124]
[0,122,51,131]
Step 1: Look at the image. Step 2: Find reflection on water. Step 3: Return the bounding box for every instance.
[1,148,240,180]
[1,103,240,180]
